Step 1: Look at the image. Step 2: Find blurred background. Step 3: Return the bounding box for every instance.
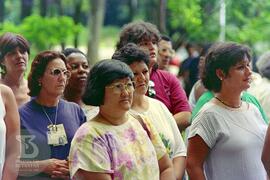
[1,0,270,69]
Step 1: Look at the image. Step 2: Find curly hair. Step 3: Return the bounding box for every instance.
[116,21,160,50]
[112,43,150,66]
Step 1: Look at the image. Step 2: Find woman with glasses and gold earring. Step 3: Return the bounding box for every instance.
[18,51,86,179]
[62,48,99,120]
[69,59,175,180]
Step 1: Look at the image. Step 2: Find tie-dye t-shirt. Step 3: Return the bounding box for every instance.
[69,113,166,179]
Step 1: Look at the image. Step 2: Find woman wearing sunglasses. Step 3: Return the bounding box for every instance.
[69,59,175,180]
[62,48,99,120]
[18,51,86,179]
[0,32,31,106]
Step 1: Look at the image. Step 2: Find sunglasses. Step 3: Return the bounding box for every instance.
[49,68,71,79]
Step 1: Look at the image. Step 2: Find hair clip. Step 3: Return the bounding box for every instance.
[148,80,156,98]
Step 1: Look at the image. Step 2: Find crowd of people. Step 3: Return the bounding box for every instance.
[0,20,269,180]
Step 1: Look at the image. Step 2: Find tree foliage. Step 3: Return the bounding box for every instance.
[166,0,270,52]
[0,15,82,51]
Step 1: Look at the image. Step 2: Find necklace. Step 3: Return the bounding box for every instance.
[42,105,58,130]
[215,96,242,108]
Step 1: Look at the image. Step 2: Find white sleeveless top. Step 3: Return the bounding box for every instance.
[0,91,6,179]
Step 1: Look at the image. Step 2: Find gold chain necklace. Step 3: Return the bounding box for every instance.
[215,97,242,108]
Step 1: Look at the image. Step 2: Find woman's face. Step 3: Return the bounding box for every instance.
[66,53,89,91]
[137,38,158,68]
[129,61,149,96]
[2,47,28,75]
[39,58,70,98]
[102,77,134,112]
[222,56,252,92]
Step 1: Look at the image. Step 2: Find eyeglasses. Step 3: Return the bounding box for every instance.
[106,81,134,94]
[48,68,71,79]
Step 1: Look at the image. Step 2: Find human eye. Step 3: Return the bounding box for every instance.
[126,82,134,87]
[139,41,148,46]
[52,69,62,76]
[236,65,245,70]
[70,64,79,70]
[114,83,123,90]
[142,69,149,75]
[19,49,27,54]
[82,64,89,69]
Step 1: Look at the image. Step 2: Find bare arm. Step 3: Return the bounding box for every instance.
[19,159,69,179]
[159,154,176,180]
[74,169,112,180]
[173,111,191,132]
[173,156,186,180]
[186,135,209,180]
[1,85,21,180]
[262,125,270,177]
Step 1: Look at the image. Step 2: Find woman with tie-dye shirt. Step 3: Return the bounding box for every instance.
[69,60,175,179]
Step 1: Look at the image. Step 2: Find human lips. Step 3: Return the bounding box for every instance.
[16,61,26,66]
[77,76,87,82]
[244,77,252,84]
[150,52,156,59]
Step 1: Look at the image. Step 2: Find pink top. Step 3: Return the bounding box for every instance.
[150,68,191,115]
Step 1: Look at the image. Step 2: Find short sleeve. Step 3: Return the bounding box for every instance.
[69,126,113,178]
[140,116,167,160]
[169,74,191,114]
[188,111,221,148]
[162,104,187,158]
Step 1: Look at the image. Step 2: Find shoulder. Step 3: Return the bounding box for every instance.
[0,84,13,97]
[0,84,15,105]
[60,99,82,110]
[193,102,222,123]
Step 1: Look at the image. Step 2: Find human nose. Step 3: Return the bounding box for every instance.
[137,73,146,82]
[78,65,88,73]
[148,42,155,50]
[15,50,24,58]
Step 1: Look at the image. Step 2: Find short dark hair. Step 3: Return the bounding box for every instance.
[116,21,161,50]
[82,59,134,106]
[160,35,171,42]
[202,42,251,92]
[0,32,30,75]
[62,48,86,58]
[28,51,67,96]
[112,43,150,66]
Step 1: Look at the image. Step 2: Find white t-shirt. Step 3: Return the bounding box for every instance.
[130,97,186,159]
[189,100,267,180]
[0,92,6,179]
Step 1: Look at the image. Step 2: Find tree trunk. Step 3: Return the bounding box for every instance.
[128,0,137,22]
[55,0,63,15]
[158,0,166,34]
[0,0,4,22]
[73,0,83,48]
[145,0,159,25]
[40,0,48,17]
[87,0,106,65]
[21,0,33,20]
